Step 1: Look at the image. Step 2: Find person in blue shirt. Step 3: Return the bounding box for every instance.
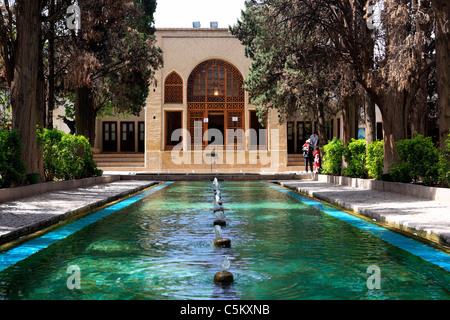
[310,131,319,148]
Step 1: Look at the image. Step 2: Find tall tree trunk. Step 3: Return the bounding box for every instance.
[36,39,46,182]
[435,0,450,148]
[46,0,56,129]
[316,101,326,148]
[410,75,428,137]
[364,92,376,145]
[10,0,42,176]
[342,94,359,146]
[379,89,408,173]
[75,86,96,146]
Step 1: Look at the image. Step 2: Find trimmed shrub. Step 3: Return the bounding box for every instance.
[321,137,344,176]
[438,133,450,187]
[0,129,26,188]
[366,140,384,180]
[390,133,440,185]
[343,138,367,178]
[38,128,102,181]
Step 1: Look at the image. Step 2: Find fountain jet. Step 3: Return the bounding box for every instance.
[214,202,224,212]
[213,225,230,247]
[214,210,226,226]
[214,256,234,285]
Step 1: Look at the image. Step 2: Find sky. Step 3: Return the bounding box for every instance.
[153,0,246,29]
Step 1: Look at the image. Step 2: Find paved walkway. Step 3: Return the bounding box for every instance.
[273,180,450,248]
[0,180,158,245]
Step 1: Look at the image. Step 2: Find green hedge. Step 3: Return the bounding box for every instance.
[322,138,384,180]
[38,128,103,181]
[343,138,367,178]
[438,134,450,187]
[0,130,26,188]
[389,134,441,186]
[320,133,450,188]
[366,140,384,180]
[321,137,345,175]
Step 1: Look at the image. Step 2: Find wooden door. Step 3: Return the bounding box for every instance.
[287,121,295,154]
[188,111,206,148]
[120,122,135,152]
[102,122,117,152]
[138,121,145,153]
[226,110,244,150]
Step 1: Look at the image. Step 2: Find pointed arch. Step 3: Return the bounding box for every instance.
[186,59,245,147]
[164,71,183,104]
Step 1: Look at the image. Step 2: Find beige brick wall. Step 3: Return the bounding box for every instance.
[95,28,289,172]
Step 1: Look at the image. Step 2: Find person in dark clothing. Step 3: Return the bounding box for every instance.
[302,139,314,172]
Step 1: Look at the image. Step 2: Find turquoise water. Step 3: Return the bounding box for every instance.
[0,181,449,299]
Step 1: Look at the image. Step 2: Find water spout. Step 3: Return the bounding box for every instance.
[215,210,225,221]
[215,194,222,205]
[213,225,230,247]
[214,225,222,239]
[213,178,220,190]
[214,202,224,212]
[221,256,230,272]
[214,256,234,285]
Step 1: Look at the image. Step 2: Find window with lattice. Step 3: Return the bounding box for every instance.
[164,72,183,104]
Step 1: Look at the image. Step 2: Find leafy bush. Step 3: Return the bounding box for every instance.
[321,137,344,176]
[0,129,26,188]
[38,128,102,181]
[366,140,384,180]
[390,133,440,185]
[438,133,450,187]
[343,138,367,178]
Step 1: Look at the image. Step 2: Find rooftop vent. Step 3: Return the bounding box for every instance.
[210,21,218,28]
[193,21,201,28]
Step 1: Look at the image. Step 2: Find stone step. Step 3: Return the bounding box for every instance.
[94,153,144,159]
[94,153,145,168]
[96,163,145,168]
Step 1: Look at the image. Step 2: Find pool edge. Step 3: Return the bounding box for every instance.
[268,180,450,254]
[0,181,161,247]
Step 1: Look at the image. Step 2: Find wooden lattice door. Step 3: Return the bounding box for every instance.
[226,111,244,149]
[188,110,206,148]
[187,59,245,149]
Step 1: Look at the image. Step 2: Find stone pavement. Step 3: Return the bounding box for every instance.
[0,180,158,245]
[273,180,450,248]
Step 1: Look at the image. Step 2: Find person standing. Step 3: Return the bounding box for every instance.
[313,146,321,173]
[310,131,319,148]
[302,139,314,172]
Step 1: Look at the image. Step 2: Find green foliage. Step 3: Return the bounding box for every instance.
[390,134,440,185]
[321,137,344,176]
[0,90,12,129]
[38,128,102,181]
[437,133,450,187]
[366,140,384,180]
[0,129,26,188]
[343,139,367,178]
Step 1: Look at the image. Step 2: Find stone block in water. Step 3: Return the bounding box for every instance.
[214,271,234,284]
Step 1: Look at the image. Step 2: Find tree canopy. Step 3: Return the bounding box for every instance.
[231,0,448,172]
